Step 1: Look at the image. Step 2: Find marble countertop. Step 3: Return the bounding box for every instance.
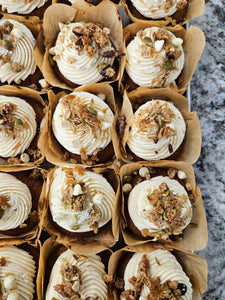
[190,0,225,298]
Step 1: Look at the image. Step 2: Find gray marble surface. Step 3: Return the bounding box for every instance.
[190,0,225,299]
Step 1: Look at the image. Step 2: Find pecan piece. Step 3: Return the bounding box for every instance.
[99,64,116,80]
[102,50,125,58]
[116,116,126,137]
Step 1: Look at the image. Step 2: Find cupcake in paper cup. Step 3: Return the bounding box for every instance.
[40,165,120,247]
[0,1,52,18]
[109,243,207,299]
[0,239,40,300]
[120,161,208,251]
[41,83,118,166]
[124,0,204,26]
[0,168,46,239]
[0,85,45,171]
[115,88,201,164]
[37,0,125,90]
[121,23,205,94]
[0,15,47,91]
[37,236,113,300]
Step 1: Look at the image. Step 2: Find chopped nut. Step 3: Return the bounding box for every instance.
[0,257,6,266]
[99,64,116,80]
[116,116,126,137]
[185,183,192,191]
[167,168,177,179]
[19,223,27,229]
[141,228,149,237]
[102,274,113,283]
[7,157,21,164]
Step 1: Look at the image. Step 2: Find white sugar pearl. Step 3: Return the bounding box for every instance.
[20,153,30,163]
[177,170,187,179]
[122,183,132,193]
[139,167,150,178]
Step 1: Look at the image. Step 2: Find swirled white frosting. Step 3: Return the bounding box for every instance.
[52,91,114,156]
[49,167,115,233]
[0,173,32,230]
[130,0,183,19]
[121,249,192,299]
[0,96,37,158]
[0,19,36,84]
[127,100,186,160]
[0,0,47,14]
[128,176,192,236]
[46,249,108,300]
[0,246,35,300]
[51,22,115,85]
[126,27,184,87]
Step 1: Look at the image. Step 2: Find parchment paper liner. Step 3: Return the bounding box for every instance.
[39,164,120,248]
[120,161,208,251]
[0,85,45,171]
[0,168,46,241]
[0,238,41,300]
[121,24,205,94]
[115,88,201,164]
[52,0,122,9]
[37,235,113,299]
[39,83,119,167]
[108,243,207,300]
[35,1,125,90]
[124,0,204,26]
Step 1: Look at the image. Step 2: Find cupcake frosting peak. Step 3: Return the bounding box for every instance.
[130,0,188,19]
[127,100,186,160]
[121,249,192,299]
[0,0,47,15]
[0,19,36,84]
[49,167,115,234]
[126,27,184,88]
[50,21,120,85]
[52,91,114,157]
[0,95,37,158]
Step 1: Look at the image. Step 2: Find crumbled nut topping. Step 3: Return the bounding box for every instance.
[54,263,81,298]
[134,101,176,143]
[122,254,187,299]
[30,168,48,180]
[0,256,6,266]
[28,149,42,161]
[116,116,126,137]
[0,21,25,72]
[176,0,188,10]
[0,195,10,217]
[7,157,22,165]
[143,182,188,236]
[99,64,116,80]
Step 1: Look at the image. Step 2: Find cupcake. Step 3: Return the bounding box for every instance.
[0,86,45,169]
[0,0,51,17]
[0,244,36,300]
[120,162,208,251]
[43,83,117,166]
[39,237,112,300]
[40,1,124,90]
[0,168,45,238]
[122,24,205,93]
[124,0,204,25]
[42,165,120,246]
[117,88,201,164]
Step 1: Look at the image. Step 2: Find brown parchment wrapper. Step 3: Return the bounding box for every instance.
[39,165,120,248]
[121,24,205,94]
[0,85,45,171]
[115,88,201,164]
[36,1,125,90]
[40,83,118,167]
[0,238,41,300]
[52,0,122,9]
[120,161,208,251]
[37,236,113,299]
[108,243,207,300]
[0,168,46,241]
[124,0,204,26]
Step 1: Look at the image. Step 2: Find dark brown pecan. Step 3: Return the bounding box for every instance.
[99,64,116,80]
[168,144,173,153]
[152,136,159,144]
[116,116,126,137]
[115,277,124,289]
[102,50,125,58]
[75,38,83,46]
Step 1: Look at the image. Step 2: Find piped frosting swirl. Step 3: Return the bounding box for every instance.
[50,21,116,85]
[121,249,192,299]
[0,246,35,300]
[126,27,184,88]
[0,172,32,231]
[49,167,115,233]
[46,249,108,300]
[0,19,36,84]
[0,0,47,15]
[0,95,37,158]
[127,100,186,160]
[130,0,187,19]
[128,176,192,238]
[52,91,114,157]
